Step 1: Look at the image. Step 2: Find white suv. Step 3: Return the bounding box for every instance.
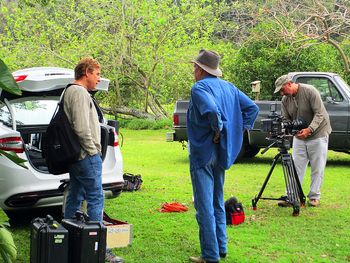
[0,67,124,212]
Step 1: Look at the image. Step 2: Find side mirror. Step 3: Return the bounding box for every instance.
[326,96,339,104]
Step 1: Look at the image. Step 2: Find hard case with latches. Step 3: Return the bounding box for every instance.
[30,215,69,263]
[61,211,107,263]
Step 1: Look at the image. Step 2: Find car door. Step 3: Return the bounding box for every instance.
[294,75,350,150]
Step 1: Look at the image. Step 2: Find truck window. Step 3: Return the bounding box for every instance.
[296,77,343,102]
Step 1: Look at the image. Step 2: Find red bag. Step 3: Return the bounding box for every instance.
[231,211,245,225]
[225,197,245,225]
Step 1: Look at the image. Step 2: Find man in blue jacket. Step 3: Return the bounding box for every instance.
[188,50,259,263]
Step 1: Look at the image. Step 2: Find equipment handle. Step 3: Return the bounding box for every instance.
[75,210,90,222]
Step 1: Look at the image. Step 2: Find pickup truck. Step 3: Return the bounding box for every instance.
[167,72,350,159]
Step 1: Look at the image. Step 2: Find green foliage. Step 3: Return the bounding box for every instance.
[1,0,350,110]
[119,118,172,130]
[0,59,21,95]
[0,209,16,263]
[0,224,17,263]
[0,0,234,112]
[225,21,346,99]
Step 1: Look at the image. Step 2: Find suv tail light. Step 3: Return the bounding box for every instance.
[113,131,119,147]
[173,114,179,126]
[14,75,27,82]
[0,137,24,153]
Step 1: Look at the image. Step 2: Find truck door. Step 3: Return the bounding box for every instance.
[294,76,349,150]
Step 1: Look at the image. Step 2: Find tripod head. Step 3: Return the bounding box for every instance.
[261,134,293,155]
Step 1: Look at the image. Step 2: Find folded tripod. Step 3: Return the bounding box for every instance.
[252,138,306,216]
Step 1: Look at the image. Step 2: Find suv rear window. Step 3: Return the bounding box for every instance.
[10,99,58,125]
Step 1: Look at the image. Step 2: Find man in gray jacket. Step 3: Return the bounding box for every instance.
[274,74,332,207]
[64,57,123,262]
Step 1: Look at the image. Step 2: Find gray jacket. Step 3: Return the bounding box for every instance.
[63,84,101,160]
[281,83,332,139]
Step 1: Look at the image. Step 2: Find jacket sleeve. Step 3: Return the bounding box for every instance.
[191,85,223,132]
[281,97,292,122]
[238,90,259,130]
[65,88,99,156]
[308,88,326,132]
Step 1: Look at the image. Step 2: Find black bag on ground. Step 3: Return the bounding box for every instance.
[225,196,245,225]
[123,173,143,191]
[43,84,81,175]
[61,211,107,263]
[30,215,69,263]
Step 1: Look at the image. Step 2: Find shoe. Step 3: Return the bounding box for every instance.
[189,256,219,263]
[277,201,292,207]
[308,199,320,207]
[105,248,125,263]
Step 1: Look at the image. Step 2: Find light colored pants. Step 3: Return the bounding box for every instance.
[292,135,329,200]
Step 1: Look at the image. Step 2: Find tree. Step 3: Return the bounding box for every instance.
[263,0,350,73]
[0,0,232,119]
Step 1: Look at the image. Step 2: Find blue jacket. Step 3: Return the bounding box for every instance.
[187,75,259,169]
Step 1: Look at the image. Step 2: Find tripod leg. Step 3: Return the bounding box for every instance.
[291,158,306,206]
[281,153,301,216]
[252,153,281,209]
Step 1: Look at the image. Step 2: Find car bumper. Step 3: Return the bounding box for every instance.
[4,182,124,210]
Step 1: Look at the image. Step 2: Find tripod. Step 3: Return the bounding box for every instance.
[251,137,306,216]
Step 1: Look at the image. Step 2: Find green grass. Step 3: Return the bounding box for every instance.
[10,129,350,262]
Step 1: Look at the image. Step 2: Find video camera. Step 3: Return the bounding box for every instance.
[261,102,306,140]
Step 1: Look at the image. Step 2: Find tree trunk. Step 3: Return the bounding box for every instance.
[101,106,156,120]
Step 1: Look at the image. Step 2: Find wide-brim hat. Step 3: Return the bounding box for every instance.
[191,49,222,77]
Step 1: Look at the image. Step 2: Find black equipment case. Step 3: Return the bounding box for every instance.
[61,211,107,263]
[30,215,69,263]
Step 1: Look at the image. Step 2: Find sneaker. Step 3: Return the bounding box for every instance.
[105,248,125,263]
[189,256,219,263]
[308,199,320,207]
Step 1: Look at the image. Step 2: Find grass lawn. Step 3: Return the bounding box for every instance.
[9,129,350,262]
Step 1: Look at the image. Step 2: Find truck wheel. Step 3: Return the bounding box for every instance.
[244,145,260,158]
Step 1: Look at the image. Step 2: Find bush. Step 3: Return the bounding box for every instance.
[118,118,172,130]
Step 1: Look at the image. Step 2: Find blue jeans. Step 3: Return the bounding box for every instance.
[190,147,227,262]
[64,154,104,222]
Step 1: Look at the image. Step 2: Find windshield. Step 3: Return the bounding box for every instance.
[334,75,350,99]
[3,98,59,126]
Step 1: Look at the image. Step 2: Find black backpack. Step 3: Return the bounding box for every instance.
[43,84,81,175]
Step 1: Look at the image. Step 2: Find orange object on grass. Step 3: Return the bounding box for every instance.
[159,202,188,212]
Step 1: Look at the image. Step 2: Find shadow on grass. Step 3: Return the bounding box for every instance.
[7,206,63,228]
[239,153,350,166]
[174,154,350,166]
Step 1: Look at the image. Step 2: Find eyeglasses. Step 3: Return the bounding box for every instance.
[280,83,288,93]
